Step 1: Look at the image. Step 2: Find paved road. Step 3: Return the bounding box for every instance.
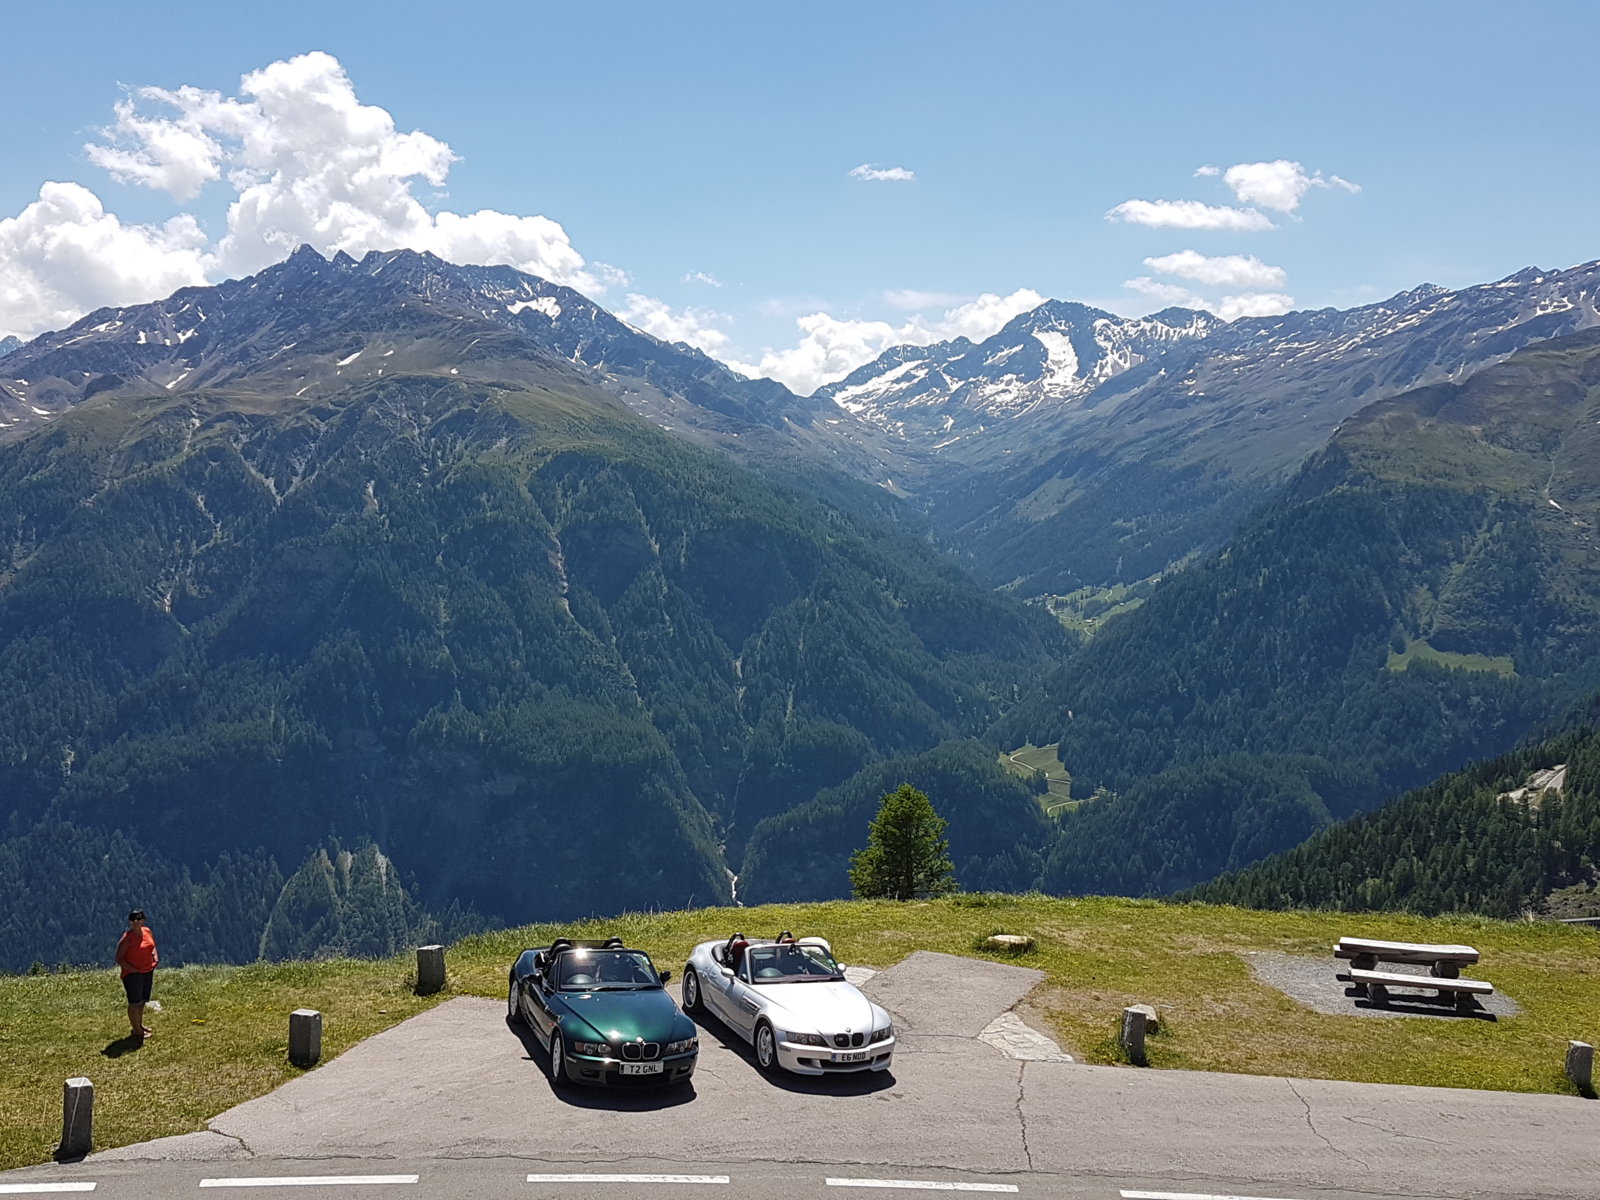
[3,952,1596,1199]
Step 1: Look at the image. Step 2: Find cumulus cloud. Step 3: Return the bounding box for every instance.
[0,51,622,338]
[1142,249,1287,290]
[618,294,732,356]
[734,288,1043,396]
[1124,276,1293,321]
[1220,159,1360,214]
[0,182,209,338]
[849,164,916,182]
[1106,199,1275,231]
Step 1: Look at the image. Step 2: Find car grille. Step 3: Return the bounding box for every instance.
[832,1032,866,1048]
[620,1041,661,1061]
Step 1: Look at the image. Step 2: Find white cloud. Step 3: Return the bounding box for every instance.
[1123,276,1293,321]
[849,164,916,182]
[1220,159,1360,214]
[682,270,722,287]
[0,182,209,338]
[0,51,621,338]
[938,289,1046,341]
[1212,291,1295,320]
[735,288,1043,396]
[882,288,964,310]
[1194,164,1220,177]
[618,294,732,356]
[1142,249,1287,289]
[1106,199,1275,231]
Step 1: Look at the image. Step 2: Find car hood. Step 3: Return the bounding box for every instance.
[555,988,691,1042]
[753,981,881,1034]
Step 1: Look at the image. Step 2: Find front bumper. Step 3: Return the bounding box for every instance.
[563,1048,697,1087]
[776,1033,895,1075]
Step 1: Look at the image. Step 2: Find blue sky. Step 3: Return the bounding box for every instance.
[3,1,1597,392]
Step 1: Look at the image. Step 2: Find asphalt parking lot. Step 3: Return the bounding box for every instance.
[7,951,1596,1200]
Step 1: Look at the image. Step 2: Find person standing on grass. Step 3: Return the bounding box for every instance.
[115,909,159,1040]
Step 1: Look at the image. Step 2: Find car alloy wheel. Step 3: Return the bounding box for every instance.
[507,980,521,1025]
[755,1021,778,1072]
[548,1031,568,1087]
[682,968,701,1013]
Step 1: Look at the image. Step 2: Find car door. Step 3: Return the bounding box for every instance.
[527,960,559,1040]
[723,956,762,1040]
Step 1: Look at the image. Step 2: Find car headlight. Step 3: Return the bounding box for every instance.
[870,1024,894,1043]
[571,1040,609,1057]
[664,1037,698,1055]
[784,1031,828,1047]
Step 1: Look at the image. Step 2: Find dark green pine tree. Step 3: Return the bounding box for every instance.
[849,783,956,900]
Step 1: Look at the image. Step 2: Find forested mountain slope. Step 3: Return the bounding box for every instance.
[999,327,1600,894]
[1186,709,1600,917]
[0,253,1066,971]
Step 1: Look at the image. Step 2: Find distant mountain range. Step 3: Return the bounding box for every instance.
[817,263,1600,592]
[4,245,1600,965]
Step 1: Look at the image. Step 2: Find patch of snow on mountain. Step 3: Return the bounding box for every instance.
[508,297,561,319]
[337,350,363,366]
[830,360,924,414]
[1032,330,1081,391]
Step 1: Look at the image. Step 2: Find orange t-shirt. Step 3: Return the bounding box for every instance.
[118,927,158,976]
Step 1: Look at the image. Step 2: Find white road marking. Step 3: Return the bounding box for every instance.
[525,1176,729,1185]
[827,1182,1018,1193]
[199,1177,418,1188]
[1122,1192,1307,1200]
[0,1186,97,1195]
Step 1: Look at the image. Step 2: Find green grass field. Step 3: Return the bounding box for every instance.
[1386,637,1517,676]
[998,743,1076,813]
[3,896,1596,1172]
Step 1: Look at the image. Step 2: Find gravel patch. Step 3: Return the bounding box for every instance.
[1241,951,1521,1020]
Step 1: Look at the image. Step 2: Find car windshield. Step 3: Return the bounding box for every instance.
[553,949,660,991]
[746,943,843,982]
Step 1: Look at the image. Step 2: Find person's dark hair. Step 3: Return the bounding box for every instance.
[128,910,146,922]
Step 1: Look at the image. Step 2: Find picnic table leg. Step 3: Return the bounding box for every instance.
[1455,991,1475,1013]
[1431,962,1460,979]
[1351,953,1376,971]
[1368,983,1389,1006]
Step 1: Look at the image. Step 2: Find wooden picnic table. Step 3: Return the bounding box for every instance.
[1333,937,1480,978]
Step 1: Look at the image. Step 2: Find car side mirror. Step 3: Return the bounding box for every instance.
[837,963,848,971]
[721,966,734,979]
[659,968,672,984]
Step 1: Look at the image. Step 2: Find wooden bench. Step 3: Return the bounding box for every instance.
[1334,937,1480,978]
[1348,967,1494,1012]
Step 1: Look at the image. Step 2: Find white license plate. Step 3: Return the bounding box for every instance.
[834,1051,869,1063]
[619,1062,663,1075]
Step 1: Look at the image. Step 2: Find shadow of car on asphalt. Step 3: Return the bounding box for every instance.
[684,1008,897,1096]
[504,1016,697,1110]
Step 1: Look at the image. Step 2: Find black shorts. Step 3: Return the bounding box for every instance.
[122,971,153,1004]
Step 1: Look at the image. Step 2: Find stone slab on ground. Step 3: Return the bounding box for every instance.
[1244,950,1522,1019]
[978,1010,1072,1062]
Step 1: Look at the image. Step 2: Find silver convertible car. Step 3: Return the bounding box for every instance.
[681,931,895,1075]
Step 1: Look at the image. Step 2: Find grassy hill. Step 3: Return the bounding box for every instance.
[3,896,1596,1170]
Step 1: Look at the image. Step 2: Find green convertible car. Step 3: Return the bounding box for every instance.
[508,937,698,1087]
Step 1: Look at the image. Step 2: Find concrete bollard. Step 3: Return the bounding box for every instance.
[59,1077,93,1159]
[289,1008,322,1068]
[1568,1040,1594,1096]
[416,944,446,995]
[1121,1006,1148,1067]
